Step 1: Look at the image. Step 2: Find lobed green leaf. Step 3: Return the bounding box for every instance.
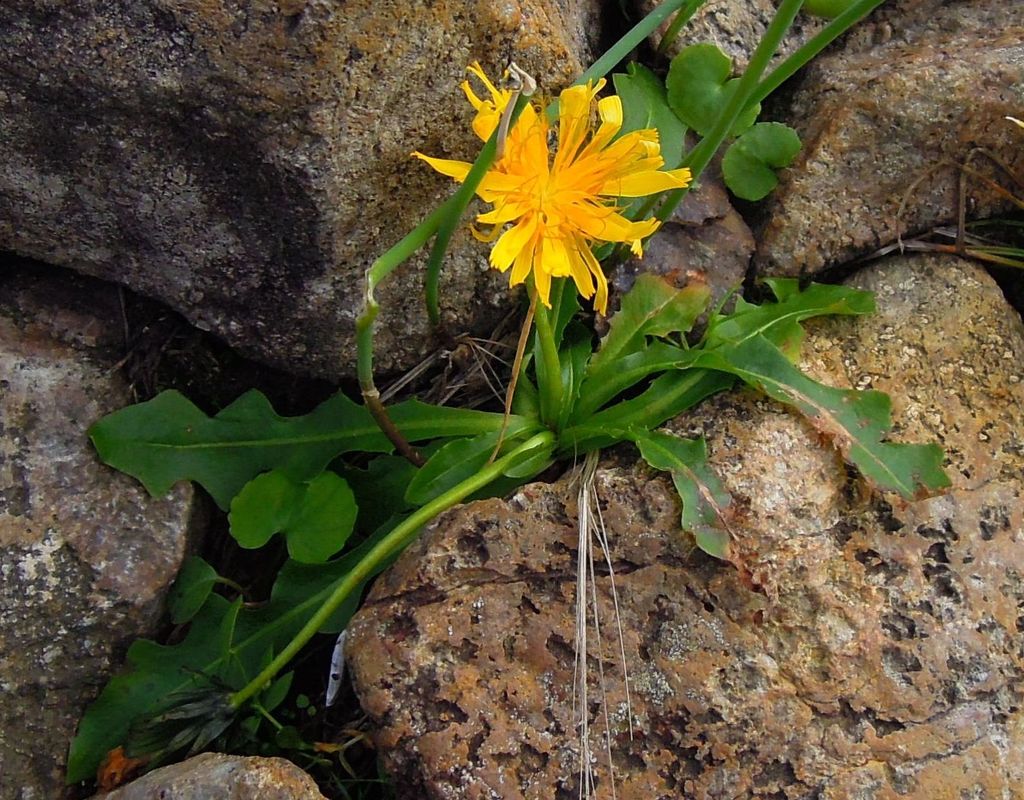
[586,274,710,378]
[693,335,951,499]
[634,430,734,559]
[705,281,875,353]
[167,556,220,625]
[68,529,393,782]
[89,390,523,509]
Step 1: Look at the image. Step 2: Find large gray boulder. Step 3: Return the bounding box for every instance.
[0,0,603,381]
[0,266,201,797]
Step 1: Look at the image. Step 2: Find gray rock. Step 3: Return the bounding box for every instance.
[347,254,1024,798]
[99,752,326,800]
[756,0,1024,276]
[0,268,201,798]
[0,0,603,381]
[636,0,828,70]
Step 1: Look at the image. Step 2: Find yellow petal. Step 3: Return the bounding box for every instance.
[564,204,659,245]
[600,167,691,197]
[532,249,553,308]
[472,109,502,142]
[461,79,484,111]
[467,62,505,105]
[541,234,578,278]
[581,95,624,156]
[555,83,598,168]
[412,152,472,183]
[509,239,536,287]
[477,199,532,225]
[491,218,538,272]
[566,243,596,301]
[577,237,609,314]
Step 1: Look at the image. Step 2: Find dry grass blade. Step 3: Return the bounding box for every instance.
[571,452,633,799]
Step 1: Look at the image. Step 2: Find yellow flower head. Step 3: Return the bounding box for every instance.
[414,65,691,314]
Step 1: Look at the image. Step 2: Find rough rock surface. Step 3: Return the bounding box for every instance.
[757,0,1024,276]
[99,752,326,800]
[0,0,602,381]
[612,163,753,312]
[637,0,827,70]
[0,267,200,798]
[347,254,1024,798]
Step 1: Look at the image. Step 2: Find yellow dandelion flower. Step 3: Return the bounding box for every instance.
[414,66,691,314]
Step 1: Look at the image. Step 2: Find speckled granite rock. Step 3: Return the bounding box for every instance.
[347,254,1024,799]
[98,753,326,800]
[0,268,201,798]
[0,0,602,381]
[757,0,1024,276]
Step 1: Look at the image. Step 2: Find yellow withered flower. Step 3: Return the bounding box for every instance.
[414,65,691,314]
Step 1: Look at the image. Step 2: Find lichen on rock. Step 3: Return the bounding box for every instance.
[347,255,1024,798]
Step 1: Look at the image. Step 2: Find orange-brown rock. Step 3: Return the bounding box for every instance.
[348,254,1024,798]
[99,753,326,800]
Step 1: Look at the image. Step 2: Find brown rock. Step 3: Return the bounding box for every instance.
[347,254,1024,798]
[0,267,201,797]
[756,0,1024,276]
[0,0,602,381]
[613,165,754,312]
[99,753,326,800]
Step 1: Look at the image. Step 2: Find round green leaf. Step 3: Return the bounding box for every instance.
[721,122,801,201]
[284,472,357,563]
[229,470,298,550]
[665,43,760,137]
[229,470,357,563]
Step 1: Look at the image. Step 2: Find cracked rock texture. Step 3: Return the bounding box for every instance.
[347,253,1024,799]
[100,752,326,800]
[756,0,1024,276]
[0,268,201,798]
[0,0,602,381]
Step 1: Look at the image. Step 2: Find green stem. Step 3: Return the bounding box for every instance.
[750,0,887,107]
[531,292,563,429]
[356,198,457,393]
[228,430,555,709]
[424,92,532,326]
[655,0,805,224]
[656,0,707,55]
[576,0,699,87]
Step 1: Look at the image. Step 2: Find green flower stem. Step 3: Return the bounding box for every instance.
[656,0,708,55]
[531,293,563,429]
[229,429,555,710]
[576,0,700,87]
[750,0,888,107]
[655,0,805,223]
[425,92,533,326]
